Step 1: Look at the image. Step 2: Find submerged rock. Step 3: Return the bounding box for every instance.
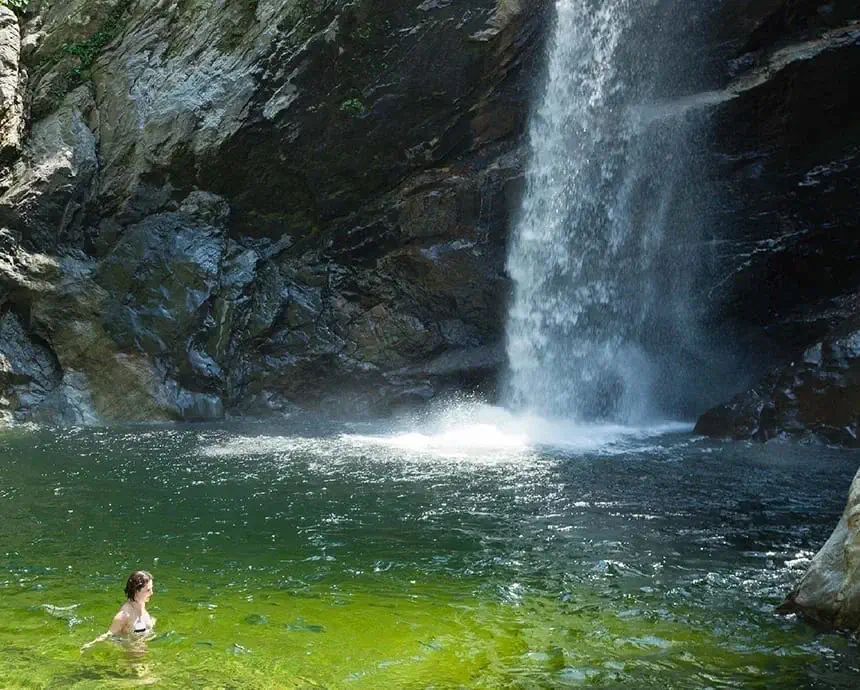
[243,614,269,626]
[779,465,860,632]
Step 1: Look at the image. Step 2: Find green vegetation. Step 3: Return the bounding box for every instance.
[0,0,29,14]
[1,0,27,9]
[339,97,366,116]
[61,0,132,83]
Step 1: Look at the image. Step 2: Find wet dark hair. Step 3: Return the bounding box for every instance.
[124,570,153,601]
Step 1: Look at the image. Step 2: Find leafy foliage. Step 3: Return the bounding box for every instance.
[61,0,131,83]
[0,0,29,13]
[340,98,366,116]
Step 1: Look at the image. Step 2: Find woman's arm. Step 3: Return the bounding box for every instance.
[80,609,128,651]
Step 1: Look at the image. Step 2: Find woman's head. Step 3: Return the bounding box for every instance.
[124,570,154,602]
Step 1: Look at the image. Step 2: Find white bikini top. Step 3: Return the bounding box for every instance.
[131,610,152,634]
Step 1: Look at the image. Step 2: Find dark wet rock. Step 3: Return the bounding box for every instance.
[0,304,99,424]
[98,200,226,367]
[695,309,860,446]
[92,192,234,420]
[0,309,62,420]
[19,250,177,423]
[0,87,98,252]
[779,465,860,632]
[30,371,100,425]
[706,13,860,356]
[0,221,224,423]
[201,0,544,235]
[176,388,224,421]
[371,343,504,414]
[692,2,860,449]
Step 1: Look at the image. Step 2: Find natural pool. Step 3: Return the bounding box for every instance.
[1,408,858,688]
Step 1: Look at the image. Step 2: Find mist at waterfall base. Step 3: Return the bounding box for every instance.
[504,0,738,425]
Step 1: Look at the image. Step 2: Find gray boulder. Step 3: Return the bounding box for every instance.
[780,465,860,632]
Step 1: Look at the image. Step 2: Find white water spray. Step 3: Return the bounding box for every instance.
[505,0,712,423]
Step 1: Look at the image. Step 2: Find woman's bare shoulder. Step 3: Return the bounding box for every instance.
[106,603,134,635]
[112,603,133,626]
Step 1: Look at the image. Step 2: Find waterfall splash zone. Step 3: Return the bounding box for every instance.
[505,0,721,423]
[2,416,859,687]
[344,403,691,458]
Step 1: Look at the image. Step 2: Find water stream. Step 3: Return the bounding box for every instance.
[504,0,715,422]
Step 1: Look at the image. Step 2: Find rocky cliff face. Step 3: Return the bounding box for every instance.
[0,0,547,422]
[695,0,860,444]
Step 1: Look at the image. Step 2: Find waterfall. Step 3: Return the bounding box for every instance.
[504,0,715,423]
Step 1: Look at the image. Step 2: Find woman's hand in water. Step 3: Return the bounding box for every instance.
[81,610,129,651]
[80,632,109,652]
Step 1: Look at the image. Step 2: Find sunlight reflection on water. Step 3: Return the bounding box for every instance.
[199,403,694,462]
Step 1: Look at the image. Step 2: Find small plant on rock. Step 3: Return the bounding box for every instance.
[0,0,29,14]
[340,98,366,116]
[61,0,131,83]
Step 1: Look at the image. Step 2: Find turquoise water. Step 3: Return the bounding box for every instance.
[1,411,858,687]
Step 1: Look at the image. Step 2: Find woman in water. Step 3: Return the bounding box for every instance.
[81,570,156,650]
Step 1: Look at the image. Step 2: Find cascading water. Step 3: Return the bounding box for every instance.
[505,0,717,423]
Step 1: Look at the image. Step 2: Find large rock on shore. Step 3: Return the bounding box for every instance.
[779,465,860,631]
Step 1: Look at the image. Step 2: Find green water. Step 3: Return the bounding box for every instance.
[1,418,858,688]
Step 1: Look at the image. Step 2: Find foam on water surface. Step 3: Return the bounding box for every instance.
[197,402,693,462]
